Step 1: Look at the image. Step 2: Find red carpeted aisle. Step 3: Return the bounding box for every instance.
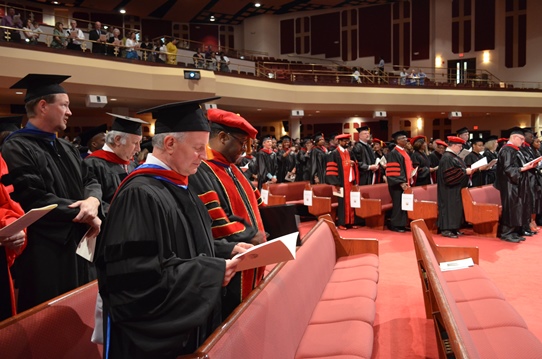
[297,221,542,359]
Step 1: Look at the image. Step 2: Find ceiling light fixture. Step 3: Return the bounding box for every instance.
[119,9,126,14]
[255,2,261,7]
[210,15,215,22]
[110,98,117,101]
[52,1,59,4]
[15,91,23,95]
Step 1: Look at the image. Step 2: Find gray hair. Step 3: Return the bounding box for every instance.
[152,132,186,150]
[105,130,129,145]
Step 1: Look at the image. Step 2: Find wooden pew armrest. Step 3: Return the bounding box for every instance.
[467,203,500,223]
[319,215,379,257]
[309,195,332,216]
[434,245,479,265]
[357,198,382,218]
[408,200,437,220]
[268,194,286,206]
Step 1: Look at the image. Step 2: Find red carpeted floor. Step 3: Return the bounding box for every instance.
[297,221,542,359]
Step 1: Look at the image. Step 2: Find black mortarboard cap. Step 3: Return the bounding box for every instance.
[108,113,149,136]
[509,127,525,136]
[471,137,484,144]
[485,135,498,142]
[522,127,534,134]
[456,127,469,135]
[10,74,70,103]
[391,130,407,140]
[280,135,291,141]
[0,115,23,132]
[79,124,107,146]
[357,125,370,133]
[137,97,220,134]
[140,138,153,152]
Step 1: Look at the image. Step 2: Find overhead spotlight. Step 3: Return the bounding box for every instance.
[120,9,126,14]
[103,25,108,30]
[210,15,215,22]
[255,2,261,7]
[52,1,59,4]
[240,55,245,60]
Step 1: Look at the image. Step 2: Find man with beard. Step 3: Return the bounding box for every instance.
[352,125,378,185]
[189,108,265,318]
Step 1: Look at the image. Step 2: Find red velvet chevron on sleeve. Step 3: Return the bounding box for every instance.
[386,162,401,177]
[326,161,339,177]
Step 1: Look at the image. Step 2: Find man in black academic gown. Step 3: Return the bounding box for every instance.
[78,123,107,159]
[311,133,328,184]
[95,98,245,358]
[352,125,378,185]
[519,127,538,236]
[84,113,148,213]
[410,135,433,186]
[436,136,475,238]
[385,131,412,232]
[456,126,471,154]
[428,139,446,183]
[1,74,102,311]
[494,128,538,242]
[254,135,278,189]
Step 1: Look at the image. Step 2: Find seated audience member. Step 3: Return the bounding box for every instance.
[22,18,40,45]
[1,7,18,42]
[407,69,419,86]
[66,19,84,51]
[89,21,107,55]
[50,21,66,49]
[351,67,361,83]
[399,68,408,85]
[418,68,427,85]
[124,31,140,59]
[193,49,205,68]
[139,35,154,61]
[219,52,231,72]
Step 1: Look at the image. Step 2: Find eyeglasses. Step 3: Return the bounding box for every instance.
[228,133,248,148]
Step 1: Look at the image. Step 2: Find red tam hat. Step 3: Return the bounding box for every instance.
[434,139,448,147]
[447,136,466,145]
[497,137,508,143]
[335,133,351,141]
[372,138,384,146]
[409,135,426,145]
[207,108,258,139]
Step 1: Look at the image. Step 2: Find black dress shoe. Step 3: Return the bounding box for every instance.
[512,233,526,241]
[521,230,534,237]
[500,235,522,243]
[453,230,465,236]
[388,225,406,233]
[441,230,458,238]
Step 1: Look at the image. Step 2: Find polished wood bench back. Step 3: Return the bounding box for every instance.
[461,185,501,237]
[355,183,392,230]
[0,281,101,359]
[406,184,438,231]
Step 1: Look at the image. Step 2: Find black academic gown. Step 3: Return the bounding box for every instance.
[494,145,526,228]
[83,155,136,213]
[325,148,358,226]
[277,148,296,183]
[96,174,229,359]
[1,131,102,311]
[437,151,469,231]
[298,149,312,181]
[352,141,376,185]
[255,149,278,190]
[464,151,485,187]
[311,146,328,184]
[410,150,432,186]
[520,144,537,217]
[428,151,442,183]
[483,150,498,185]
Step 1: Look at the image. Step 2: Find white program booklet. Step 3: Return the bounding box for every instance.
[76,229,97,262]
[439,258,474,272]
[233,232,298,271]
[350,191,361,208]
[470,157,487,170]
[303,190,313,206]
[0,204,57,237]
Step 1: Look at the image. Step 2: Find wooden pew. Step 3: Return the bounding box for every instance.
[461,185,501,237]
[354,183,393,230]
[405,184,438,232]
[0,281,102,359]
[411,219,542,359]
[262,181,309,206]
[305,183,338,219]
